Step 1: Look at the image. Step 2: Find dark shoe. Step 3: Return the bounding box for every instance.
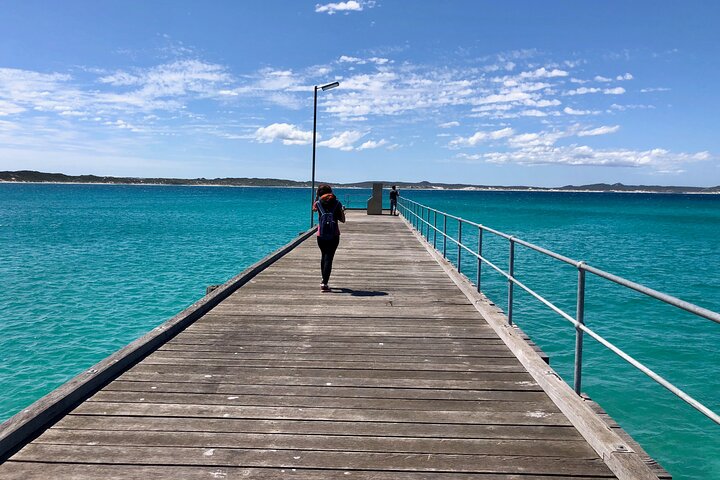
[321,283,330,292]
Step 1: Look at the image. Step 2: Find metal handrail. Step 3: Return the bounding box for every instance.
[397,196,720,426]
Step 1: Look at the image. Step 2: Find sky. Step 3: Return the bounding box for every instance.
[1,1,719,187]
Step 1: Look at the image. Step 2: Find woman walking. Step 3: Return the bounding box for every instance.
[313,184,345,292]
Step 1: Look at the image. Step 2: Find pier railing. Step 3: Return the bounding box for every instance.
[398,196,720,426]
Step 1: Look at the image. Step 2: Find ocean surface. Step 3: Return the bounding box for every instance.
[1,183,718,479]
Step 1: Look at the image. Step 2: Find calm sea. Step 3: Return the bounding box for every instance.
[0,183,718,479]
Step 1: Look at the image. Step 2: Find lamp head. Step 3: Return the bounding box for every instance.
[321,81,340,91]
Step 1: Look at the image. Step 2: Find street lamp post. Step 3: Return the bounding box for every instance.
[310,81,340,228]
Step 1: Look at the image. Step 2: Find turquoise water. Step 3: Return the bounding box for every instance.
[1,184,718,479]
[404,190,720,480]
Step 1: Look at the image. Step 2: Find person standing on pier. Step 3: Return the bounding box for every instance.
[314,184,345,292]
[389,185,399,215]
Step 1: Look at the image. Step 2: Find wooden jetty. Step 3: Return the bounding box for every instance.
[0,211,668,479]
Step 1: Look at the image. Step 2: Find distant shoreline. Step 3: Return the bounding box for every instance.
[2,180,719,195]
[1,170,718,194]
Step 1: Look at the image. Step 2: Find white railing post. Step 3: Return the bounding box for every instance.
[508,236,515,325]
[574,263,586,395]
[442,214,447,258]
[477,226,483,292]
[457,220,463,273]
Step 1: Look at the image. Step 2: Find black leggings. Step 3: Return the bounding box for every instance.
[317,236,340,284]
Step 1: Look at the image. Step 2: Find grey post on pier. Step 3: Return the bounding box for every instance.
[367,182,383,214]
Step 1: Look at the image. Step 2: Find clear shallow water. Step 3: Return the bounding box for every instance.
[0,184,312,416]
[404,190,720,480]
[0,184,718,479]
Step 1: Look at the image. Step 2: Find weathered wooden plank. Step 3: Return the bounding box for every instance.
[186,323,496,334]
[116,370,542,391]
[125,363,536,382]
[11,444,613,476]
[181,326,503,339]
[138,356,529,372]
[197,316,490,327]
[103,380,547,402]
[235,285,471,294]
[55,415,585,441]
[144,354,522,367]
[0,462,614,480]
[221,295,473,306]
[33,429,598,458]
[71,401,571,426]
[86,390,556,413]
[153,347,523,359]
[164,334,508,347]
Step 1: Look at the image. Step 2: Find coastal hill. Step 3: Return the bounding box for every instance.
[1,170,718,194]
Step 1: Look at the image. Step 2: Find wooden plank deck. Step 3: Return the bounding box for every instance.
[0,211,661,479]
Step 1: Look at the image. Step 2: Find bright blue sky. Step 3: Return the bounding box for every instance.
[1,1,719,186]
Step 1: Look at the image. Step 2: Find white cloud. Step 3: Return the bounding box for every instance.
[439,121,460,128]
[0,53,674,176]
[0,100,25,116]
[339,55,389,65]
[640,87,671,93]
[450,127,514,147]
[480,146,711,168]
[603,87,626,95]
[311,66,332,76]
[0,119,20,131]
[617,73,634,81]
[358,139,388,150]
[318,130,365,150]
[255,68,299,91]
[473,104,513,113]
[0,61,234,122]
[98,71,142,86]
[310,58,577,123]
[508,131,567,148]
[563,106,599,115]
[473,91,533,105]
[577,125,620,136]
[0,68,82,115]
[104,119,143,133]
[609,103,655,111]
[254,123,312,145]
[456,153,483,161]
[446,119,711,173]
[519,67,569,79]
[324,69,476,119]
[520,109,548,117]
[99,60,232,99]
[524,98,561,108]
[565,87,601,96]
[565,86,626,96]
[563,59,586,68]
[503,125,618,148]
[315,1,364,14]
